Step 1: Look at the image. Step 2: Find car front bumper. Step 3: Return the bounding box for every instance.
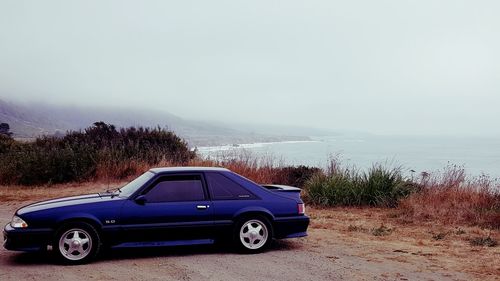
[3,223,52,252]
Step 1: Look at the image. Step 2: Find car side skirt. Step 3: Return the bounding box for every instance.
[111,239,215,249]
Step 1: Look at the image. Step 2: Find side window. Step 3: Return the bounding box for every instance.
[144,175,205,203]
[206,172,255,200]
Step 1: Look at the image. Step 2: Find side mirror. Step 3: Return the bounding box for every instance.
[135,195,147,205]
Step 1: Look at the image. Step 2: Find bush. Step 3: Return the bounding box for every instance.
[305,172,360,206]
[274,165,321,188]
[304,159,417,207]
[0,134,14,152]
[361,165,416,207]
[0,122,195,185]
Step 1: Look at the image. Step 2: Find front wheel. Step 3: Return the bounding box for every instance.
[234,217,272,253]
[53,222,100,264]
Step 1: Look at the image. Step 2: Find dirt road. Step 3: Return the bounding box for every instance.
[0,191,498,281]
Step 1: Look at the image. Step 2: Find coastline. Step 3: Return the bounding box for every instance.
[196,139,320,152]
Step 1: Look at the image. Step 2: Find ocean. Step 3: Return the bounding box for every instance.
[197,135,500,178]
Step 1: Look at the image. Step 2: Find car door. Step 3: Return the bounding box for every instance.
[119,173,214,243]
[204,172,260,236]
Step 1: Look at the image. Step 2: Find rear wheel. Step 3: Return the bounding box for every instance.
[53,222,100,264]
[234,216,272,253]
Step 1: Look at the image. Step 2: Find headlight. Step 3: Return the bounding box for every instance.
[11,215,28,228]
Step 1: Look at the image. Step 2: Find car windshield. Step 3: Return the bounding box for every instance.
[118,171,155,198]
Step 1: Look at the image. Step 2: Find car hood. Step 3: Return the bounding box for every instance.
[17,193,123,215]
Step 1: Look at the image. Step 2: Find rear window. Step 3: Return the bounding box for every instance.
[206,172,256,200]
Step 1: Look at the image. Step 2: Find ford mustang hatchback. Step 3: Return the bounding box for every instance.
[4,167,309,264]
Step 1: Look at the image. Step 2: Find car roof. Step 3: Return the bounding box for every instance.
[148,166,230,174]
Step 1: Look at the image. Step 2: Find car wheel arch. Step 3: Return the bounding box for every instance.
[233,207,275,220]
[54,217,103,234]
[232,210,275,235]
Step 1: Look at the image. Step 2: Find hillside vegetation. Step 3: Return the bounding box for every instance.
[0,122,498,229]
[0,122,195,185]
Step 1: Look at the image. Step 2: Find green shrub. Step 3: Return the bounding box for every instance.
[304,162,417,207]
[0,134,16,154]
[360,165,416,207]
[305,172,361,206]
[0,122,195,185]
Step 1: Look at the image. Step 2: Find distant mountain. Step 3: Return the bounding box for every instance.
[210,121,341,137]
[0,99,309,146]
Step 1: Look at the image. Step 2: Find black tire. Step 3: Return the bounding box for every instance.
[53,222,101,265]
[233,215,273,253]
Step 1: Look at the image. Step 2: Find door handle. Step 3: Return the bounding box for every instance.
[196,205,209,210]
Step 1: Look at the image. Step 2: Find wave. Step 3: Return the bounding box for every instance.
[197,140,319,152]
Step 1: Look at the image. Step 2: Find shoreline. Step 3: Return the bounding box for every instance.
[196,139,320,152]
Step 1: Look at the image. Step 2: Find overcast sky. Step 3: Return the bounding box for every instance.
[1,1,499,136]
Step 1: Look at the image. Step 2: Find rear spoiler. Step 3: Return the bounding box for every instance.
[261,184,301,192]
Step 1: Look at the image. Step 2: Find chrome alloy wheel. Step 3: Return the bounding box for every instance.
[58,228,93,261]
[239,219,268,250]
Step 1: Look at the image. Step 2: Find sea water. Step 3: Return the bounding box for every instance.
[197,135,500,178]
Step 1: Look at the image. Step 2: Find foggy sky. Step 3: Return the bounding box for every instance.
[1,1,499,136]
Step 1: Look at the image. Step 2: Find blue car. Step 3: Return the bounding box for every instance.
[4,167,309,264]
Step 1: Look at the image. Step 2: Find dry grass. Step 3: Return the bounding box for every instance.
[92,150,286,185]
[89,150,281,187]
[398,187,499,228]
[188,150,283,184]
[396,166,500,229]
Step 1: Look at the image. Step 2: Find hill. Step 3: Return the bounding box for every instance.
[0,99,309,146]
